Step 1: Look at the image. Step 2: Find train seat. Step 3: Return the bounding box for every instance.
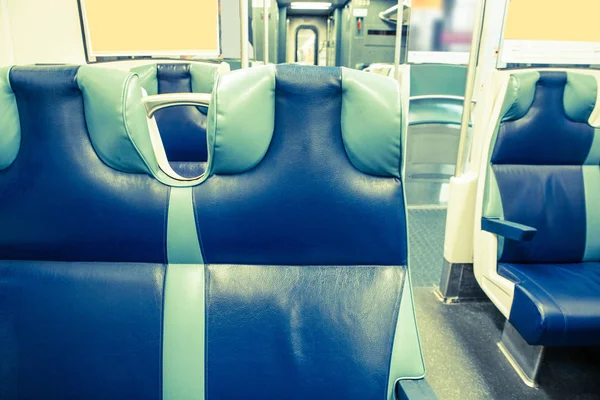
[132,62,225,178]
[0,63,434,399]
[473,69,600,382]
[191,64,431,399]
[0,65,174,399]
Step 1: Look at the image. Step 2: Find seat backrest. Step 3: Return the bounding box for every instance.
[193,64,424,399]
[133,62,222,176]
[482,70,600,264]
[0,65,170,399]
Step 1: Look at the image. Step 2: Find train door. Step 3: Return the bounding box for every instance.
[287,17,328,65]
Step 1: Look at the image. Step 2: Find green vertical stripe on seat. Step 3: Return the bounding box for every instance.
[583,166,600,261]
[164,187,205,400]
[167,187,204,264]
[584,128,600,165]
[386,272,426,400]
[0,66,20,170]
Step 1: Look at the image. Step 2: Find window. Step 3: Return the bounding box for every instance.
[78,0,220,62]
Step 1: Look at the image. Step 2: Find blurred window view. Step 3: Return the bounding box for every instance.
[408,0,477,53]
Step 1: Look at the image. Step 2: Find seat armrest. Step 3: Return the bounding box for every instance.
[396,379,438,400]
[481,217,536,241]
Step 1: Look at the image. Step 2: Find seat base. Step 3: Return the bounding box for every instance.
[396,379,438,400]
[498,320,544,388]
[499,262,600,346]
[436,259,487,303]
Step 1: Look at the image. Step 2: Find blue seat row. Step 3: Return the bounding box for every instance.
[0,64,431,399]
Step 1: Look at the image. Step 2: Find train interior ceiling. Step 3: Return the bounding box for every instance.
[1,0,600,399]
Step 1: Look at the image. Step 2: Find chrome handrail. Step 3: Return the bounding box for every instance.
[410,95,477,104]
[143,93,211,118]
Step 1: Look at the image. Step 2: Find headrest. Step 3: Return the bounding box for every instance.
[492,70,600,165]
[3,65,160,176]
[77,66,160,175]
[132,62,222,95]
[207,64,402,178]
[0,66,20,170]
[501,70,598,123]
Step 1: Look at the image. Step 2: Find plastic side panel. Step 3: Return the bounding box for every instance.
[396,379,438,400]
[444,174,478,263]
[472,71,515,313]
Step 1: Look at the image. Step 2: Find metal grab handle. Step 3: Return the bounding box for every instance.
[379,0,411,24]
[143,93,211,118]
[409,95,477,104]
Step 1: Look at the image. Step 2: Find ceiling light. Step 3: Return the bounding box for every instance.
[290,2,332,10]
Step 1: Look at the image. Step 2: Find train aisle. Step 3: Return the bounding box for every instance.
[406,203,600,400]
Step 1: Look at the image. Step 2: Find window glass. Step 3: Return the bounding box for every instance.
[407,0,478,64]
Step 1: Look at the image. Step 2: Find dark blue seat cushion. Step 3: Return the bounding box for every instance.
[0,261,165,399]
[206,264,405,400]
[499,262,600,346]
[155,63,208,163]
[1,66,169,263]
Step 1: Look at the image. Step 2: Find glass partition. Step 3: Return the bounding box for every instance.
[407,0,477,64]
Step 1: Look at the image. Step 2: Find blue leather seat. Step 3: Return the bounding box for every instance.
[133,62,222,178]
[0,65,171,399]
[193,64,427,399]
[0,64,431,399]
[481,70,600,346]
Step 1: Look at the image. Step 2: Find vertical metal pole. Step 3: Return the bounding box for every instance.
[393,2,402,80]
[326,17,331,66]
[240,0,250,68]
[263,0,269,64]
[454,0,486,176]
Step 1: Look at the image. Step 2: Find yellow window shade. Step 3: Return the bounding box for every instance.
[504,0,600,42]
[80,0,220,57]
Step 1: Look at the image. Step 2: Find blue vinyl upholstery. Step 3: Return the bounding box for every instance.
[0,66,169,399]
[0,64,427,400]
[484,70,600,346]
[194,64,425,399]
[196,65,407,266]
[498,262,600,346]
[0,261,165,400]
[133,63,220,177]
[0,66,169,262]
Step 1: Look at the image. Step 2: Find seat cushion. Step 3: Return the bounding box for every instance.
[499,262,600,346]
[0,261,165,399]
